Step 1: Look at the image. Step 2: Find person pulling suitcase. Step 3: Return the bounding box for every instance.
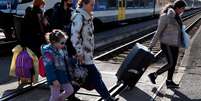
[148,0,187,88]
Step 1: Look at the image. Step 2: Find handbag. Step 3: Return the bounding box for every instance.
[181,26,190,48]
[66,57,88,85]
[73,62,88,84]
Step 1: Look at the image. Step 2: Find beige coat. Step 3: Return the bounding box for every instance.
[150,8,182,48]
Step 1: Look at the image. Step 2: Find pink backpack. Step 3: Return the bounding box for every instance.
[38,56,46,77]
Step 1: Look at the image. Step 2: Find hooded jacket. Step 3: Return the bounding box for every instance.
[150,8,183,48]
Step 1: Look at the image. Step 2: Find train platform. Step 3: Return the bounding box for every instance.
[0,25,198,101]
[142,20,201,101]
[1,10,201,101]
[0,13,159,100]
[77,18,201,100]
[170,20,201,100]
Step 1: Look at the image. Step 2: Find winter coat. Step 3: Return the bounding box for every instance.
[71,8,94,65]
[41,44,70,85]
[150,8,183,48]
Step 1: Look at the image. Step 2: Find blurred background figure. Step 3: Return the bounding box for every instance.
[21,0,47,57]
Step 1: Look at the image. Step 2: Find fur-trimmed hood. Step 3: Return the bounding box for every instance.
[167,8,176,17]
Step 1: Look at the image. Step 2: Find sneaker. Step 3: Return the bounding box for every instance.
[148,73,157,84]
[166,80,179,88]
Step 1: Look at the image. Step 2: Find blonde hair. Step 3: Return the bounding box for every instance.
[77,0,91,8]
[33,0,45,7]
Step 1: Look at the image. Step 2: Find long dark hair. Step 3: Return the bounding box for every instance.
[61,0,71,8]
[61,0,66,8]
[161,0,187,14]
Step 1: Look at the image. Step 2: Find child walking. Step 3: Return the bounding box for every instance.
[41,29,73,101]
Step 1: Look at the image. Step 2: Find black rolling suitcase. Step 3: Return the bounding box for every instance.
[116,43,154,88]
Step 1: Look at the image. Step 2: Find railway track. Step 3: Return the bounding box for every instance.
[95,10,201,101]
[94,9,201,61]
[1,9,201,101]
[94,8,201,56]
[0,8,200,57]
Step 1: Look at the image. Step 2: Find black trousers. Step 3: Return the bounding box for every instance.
[156,43,179,80]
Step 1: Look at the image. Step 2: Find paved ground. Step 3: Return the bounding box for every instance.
[1,15,201,101]
[2,26,201,100]
[171,21,201,101]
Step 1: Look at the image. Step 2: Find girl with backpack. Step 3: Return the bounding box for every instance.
[41,29,73,101]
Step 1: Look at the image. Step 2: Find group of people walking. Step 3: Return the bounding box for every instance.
[21,0,116,101]
[20,0,188,100]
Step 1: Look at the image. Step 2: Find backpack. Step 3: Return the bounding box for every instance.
[66,10,85,57]
[38,56,46,77]
[15,49,34,79]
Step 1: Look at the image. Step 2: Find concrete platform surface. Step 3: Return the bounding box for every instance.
[171,21,201,101]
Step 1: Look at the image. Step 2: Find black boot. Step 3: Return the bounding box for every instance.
[166,80,179,88]
[148,72,157,84]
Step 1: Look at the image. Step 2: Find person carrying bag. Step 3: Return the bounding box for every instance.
[148,0,187,89]
[70,0,115,100]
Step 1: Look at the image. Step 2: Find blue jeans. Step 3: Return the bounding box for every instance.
[68,58,111,99]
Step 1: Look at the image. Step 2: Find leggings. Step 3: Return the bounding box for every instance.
[49,83,74,101]
[156,43,179,80]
